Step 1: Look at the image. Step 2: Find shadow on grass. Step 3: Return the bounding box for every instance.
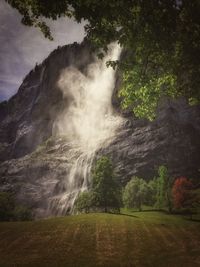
[118,213,139,218]
[123,209,162,213]
[184,217,200,223]
[106,211,139,218]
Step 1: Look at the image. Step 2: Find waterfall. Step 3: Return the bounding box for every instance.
[48,44,123,215]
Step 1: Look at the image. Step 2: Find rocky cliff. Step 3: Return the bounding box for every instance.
[0,41,95,161]
[0,41,200,217]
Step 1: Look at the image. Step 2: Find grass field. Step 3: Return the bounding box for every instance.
[0,211,200,267]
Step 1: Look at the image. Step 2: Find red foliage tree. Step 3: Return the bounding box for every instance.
[172,177,193,209]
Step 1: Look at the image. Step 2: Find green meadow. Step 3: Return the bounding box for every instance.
[0,211,200,267]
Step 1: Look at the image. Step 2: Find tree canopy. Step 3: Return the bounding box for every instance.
[122,176,147,211]
[75,156,121,213]
[92,156,121,212]
[155,165,172,212]
[6,0,200,119]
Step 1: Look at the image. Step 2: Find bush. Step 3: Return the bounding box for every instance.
[75,191,94,213]
[0,192,15,221]
[0,192,33,221]
[13,206,33,221]
[123,177,147,211]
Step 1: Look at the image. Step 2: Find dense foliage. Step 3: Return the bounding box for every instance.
[155,166,172,212]
[122,165,200,218]
[172,177,193,209]
[122,177,147,211]
[0,192,32,221]
[0,192,15,221]
[75,160,200,218]
[172,177,200,217]
[122,166,173,212]
[6,0,200,120]
[74,191,94,214]
[75,156,121,213]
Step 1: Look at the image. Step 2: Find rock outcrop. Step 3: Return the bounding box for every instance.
[0,41,200,217]
[0,41,94,161]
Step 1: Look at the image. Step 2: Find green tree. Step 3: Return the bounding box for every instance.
[91,156,121,213]
[145,178,157,206]
[0,192,33,221]
[0,192,15,221]
[155,166,172,212]
[6,0,200,119]
[74,191,94,214]
[123,177,147,211]
[13,206,33,221]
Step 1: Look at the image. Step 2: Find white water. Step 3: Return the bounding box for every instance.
[48,44,123,215]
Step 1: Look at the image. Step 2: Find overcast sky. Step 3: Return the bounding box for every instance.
[0,0,85,101]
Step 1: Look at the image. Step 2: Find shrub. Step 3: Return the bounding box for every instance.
[123,177,147,211]
[75,191,94,213]
[0,192,15,221]
[0,192,33,221]
[13,206,33,221]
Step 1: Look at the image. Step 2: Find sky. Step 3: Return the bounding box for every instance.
[0,0,85,101]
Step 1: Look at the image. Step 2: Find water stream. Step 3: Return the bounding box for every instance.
[48,44,123,215]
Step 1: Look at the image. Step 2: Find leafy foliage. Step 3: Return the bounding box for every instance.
[172,177,193,209]
[172,177,200,209]
[144,178,157,206]
[172,177,200,218]
[0,192,32,221]
[13,205,33,221]
[6,0,200,119]
[91,156,121,212]
[122,177,147,211]
[155,166,172,212]
[0,192,15,221]
[74,191,94,213]
[75,156,121,213]
[120,72,177,120]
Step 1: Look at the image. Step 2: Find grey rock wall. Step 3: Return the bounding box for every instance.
[0,41,94,161]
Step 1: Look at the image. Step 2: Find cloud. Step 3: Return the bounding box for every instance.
[0,0,85,101]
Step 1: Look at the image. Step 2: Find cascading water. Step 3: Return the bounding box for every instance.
[48,43,123,215]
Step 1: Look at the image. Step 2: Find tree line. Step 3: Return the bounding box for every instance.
[75,156,200,219]
[1,156,199,221]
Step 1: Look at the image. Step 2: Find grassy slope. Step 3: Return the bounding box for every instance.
[0,211,200,267]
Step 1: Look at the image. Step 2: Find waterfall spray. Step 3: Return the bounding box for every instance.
[48,43,123,215]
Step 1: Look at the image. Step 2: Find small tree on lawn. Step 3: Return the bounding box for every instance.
[145,178,157,207]
[155,166,172,212]
[91,156,121,213]
[123,177,147,211]
[172,177,193,209]
[172,176,199,219]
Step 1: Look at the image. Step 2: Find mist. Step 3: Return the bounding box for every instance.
[54,43,123,151]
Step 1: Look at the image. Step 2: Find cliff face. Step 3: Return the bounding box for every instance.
[103,99,200,183]
[0,41,200,217]
[0,41,94,161]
